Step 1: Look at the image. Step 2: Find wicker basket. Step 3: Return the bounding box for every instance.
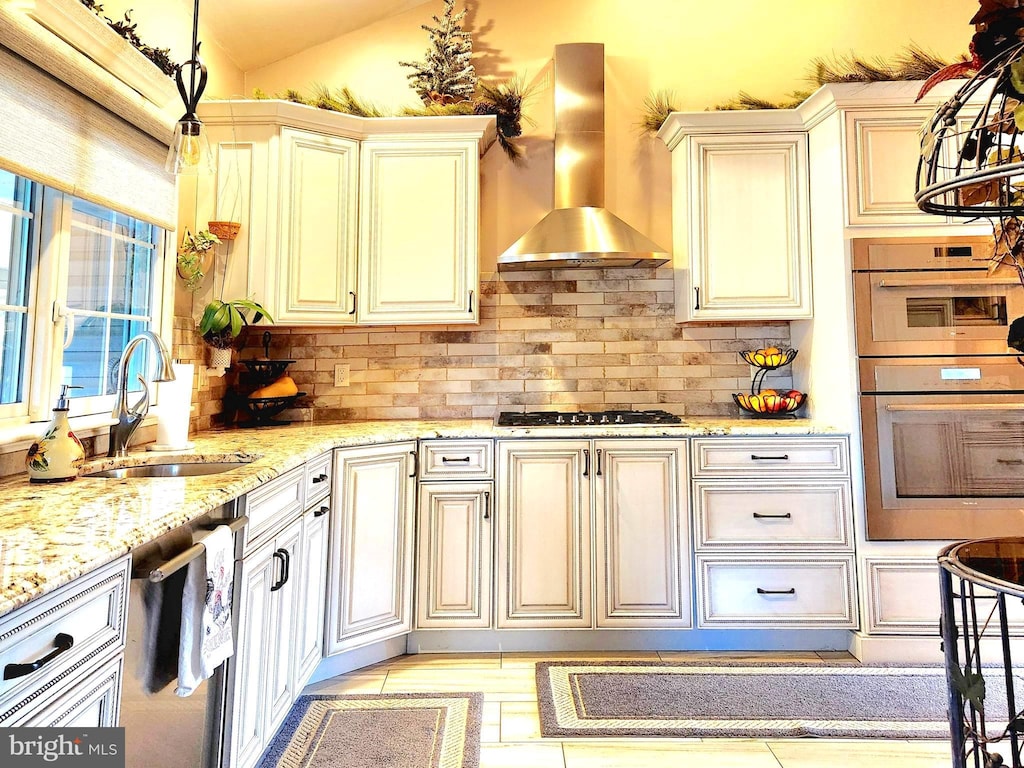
[207,221,241,240]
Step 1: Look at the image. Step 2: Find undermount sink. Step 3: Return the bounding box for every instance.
[83,460,253,479]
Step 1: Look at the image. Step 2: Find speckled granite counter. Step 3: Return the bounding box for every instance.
[0,417,839,618]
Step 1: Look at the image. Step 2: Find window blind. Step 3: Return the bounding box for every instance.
[0,6,176,229]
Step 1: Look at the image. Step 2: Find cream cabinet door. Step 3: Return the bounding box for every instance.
[358,138,479,324]
[225,539,276,768]
[276,128,359,324]
[496,441,592,628]
[264,521,303,735]
[594,440,691,628]
[845,111,948,226]
[682,132,811,321]
[326,442,416,654]
[415,482,493,628]
[293,503,329,691]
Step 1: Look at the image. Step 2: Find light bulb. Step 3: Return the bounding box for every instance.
[166,119,213,175]
[180,133,202,168]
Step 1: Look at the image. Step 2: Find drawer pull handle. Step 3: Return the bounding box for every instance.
[4,633,75,680]
[312,473,328,483]
[315,505,330,518]
[756,587,796,596]
[997,458,1024,465]
[752,512,792,519]
[441,456,472,464]
[751,454,789,461]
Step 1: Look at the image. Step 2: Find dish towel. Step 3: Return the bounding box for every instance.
[140,567,188,694]
[176,525,236,697]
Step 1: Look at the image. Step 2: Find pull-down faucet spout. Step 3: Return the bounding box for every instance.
[107,331,176,457]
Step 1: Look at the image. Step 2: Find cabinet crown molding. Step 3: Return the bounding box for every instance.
[198,99,497,155]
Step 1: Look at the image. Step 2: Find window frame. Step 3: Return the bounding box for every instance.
[0,181,174,432]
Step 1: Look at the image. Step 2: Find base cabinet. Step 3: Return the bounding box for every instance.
[496,439,690,629]
[326,442,416,654]
[415,482,493,628]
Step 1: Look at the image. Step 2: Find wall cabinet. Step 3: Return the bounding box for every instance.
[495,439,690,629]
[197,101,494,327]
[326,442,416,654]
[659,113,812,322]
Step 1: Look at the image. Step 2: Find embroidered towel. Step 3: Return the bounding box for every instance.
[176,525,235,697]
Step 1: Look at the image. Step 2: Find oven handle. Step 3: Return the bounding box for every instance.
[877,276,1022,288]
[884,403,1024,412]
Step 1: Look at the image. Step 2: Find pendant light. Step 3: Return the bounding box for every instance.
[165,0,214,175]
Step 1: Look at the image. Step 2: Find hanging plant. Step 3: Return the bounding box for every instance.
[199,298,273,349]
[176,228,220,291]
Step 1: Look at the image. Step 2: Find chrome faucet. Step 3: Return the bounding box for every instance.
[107,331,176,457]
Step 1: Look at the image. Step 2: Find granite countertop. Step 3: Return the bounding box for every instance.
[0,417,838,618]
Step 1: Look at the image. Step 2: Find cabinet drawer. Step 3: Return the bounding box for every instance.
[419,439,493,480]
[243,465,304,553]
[693,481,853,550]
[692,437,849,477]
[15,655,122,727]
[696,555,857,628]
[305,452,332,506]
[0,556,129,723]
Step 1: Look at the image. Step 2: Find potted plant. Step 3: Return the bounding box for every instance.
[199,297,273,369]
[176,229,221,291]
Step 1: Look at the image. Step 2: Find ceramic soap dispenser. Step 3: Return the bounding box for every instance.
[27,385,85,483]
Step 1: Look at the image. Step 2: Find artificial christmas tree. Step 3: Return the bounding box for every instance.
[400,0,477,105]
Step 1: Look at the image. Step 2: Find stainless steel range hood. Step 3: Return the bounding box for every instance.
[498,43,668,270]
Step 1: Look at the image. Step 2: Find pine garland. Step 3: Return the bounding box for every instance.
[78,1,176,76]
[639,90,680,135]
[399,0,478,106]
[251,76,532,161]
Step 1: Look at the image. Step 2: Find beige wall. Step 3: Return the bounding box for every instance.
[243,0,976,270]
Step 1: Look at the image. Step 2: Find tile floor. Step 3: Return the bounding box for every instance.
[302,651,956,768]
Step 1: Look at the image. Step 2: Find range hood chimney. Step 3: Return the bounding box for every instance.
[498,43,668,270]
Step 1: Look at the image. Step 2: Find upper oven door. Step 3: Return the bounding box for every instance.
[854,269,1024,356]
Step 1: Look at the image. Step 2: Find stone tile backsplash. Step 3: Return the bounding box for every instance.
[229,266,793,423]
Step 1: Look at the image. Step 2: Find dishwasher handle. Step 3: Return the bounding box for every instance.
[134,516,249,583]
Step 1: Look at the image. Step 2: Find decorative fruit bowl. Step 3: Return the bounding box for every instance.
[733,390,807,418]
[240,359,296,381]
[740,347,798,370]
[239,392,306,427]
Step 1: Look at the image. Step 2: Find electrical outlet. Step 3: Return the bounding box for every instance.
[334,364,350,387]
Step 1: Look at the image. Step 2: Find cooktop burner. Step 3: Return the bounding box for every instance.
[496,410,683,427]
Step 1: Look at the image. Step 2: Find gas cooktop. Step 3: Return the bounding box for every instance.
[495,410,683,427]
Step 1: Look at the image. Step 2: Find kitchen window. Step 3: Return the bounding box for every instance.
[0,168,169,430]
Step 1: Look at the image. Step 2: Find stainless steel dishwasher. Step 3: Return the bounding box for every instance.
[122,503,246,768]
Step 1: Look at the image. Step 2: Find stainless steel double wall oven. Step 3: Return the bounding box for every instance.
[854,237,1024,540]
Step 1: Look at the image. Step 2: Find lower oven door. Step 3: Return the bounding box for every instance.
[863,392,1024,540]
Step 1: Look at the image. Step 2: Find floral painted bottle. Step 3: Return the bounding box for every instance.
[27,385,85,483]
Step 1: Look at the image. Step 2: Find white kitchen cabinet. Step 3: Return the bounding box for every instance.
[196,101,494,327]
[276,128,359,324]
[691,435,857,630]
[496,440,592,628]
[358,138,480,324]
[415,482,493,628]
[326,442,417,654]
[495,439,690,629]
[225,516,302,768]
[294,501,329,689]
[659,112,812,322]
[593,440,690,628]
[0,556,129,727]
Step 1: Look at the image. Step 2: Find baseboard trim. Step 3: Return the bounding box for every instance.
[307,635,408,683]
[405,628,853,654]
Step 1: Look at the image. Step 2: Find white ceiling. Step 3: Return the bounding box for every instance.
[199,0,432,71]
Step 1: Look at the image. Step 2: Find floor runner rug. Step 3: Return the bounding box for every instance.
[536,661,997,739]
[258,692,483,767]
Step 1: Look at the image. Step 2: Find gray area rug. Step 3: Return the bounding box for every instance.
[258,692,483,768]
[536,660,1008,739]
